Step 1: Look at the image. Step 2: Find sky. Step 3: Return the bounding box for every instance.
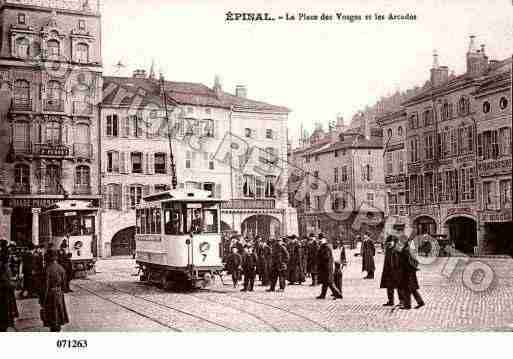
[100,0,513,144]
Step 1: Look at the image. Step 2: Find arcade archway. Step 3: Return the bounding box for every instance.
[111,226,136,257]
[446,216,477,255]
[241,215,281,239]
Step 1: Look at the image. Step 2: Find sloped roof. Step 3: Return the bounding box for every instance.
[102,76,290,113]
[403,57,512,106]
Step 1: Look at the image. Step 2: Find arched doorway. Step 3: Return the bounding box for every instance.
[111,226,135,257]
[447,217,477,255]
[241,215,281,239]
[413,216,437,235]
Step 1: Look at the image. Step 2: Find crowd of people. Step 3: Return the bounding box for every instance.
[223,232,355,299]
[223,231,425,309]
[0,239,72,332]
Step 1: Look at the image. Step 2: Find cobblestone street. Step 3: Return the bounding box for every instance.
[12,250,513,332]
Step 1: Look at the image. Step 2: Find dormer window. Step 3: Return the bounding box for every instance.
[18,13,26,25]
[75,43,89,63]
[78,19,86,30]
[47,40,60,58]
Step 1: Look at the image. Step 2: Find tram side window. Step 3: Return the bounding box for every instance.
[187,208,203,234]
[164,208,183,235]
[203,209,218,234]
[83,217,94,235]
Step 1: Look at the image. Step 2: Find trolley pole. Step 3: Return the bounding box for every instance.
[159,73,178,190]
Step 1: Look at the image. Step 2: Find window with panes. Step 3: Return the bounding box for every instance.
[45,121,61,144]
[500,180,512,209]
[483,181,495,209]
[424,173,434,203]
[106,115,118,136]
[131,152,142,173]
[75,166,90,186]
[424,133,434,160]
[341,166,348,181]
[334,167,339,183]
[14,164,30,190]
[265,175,276,198]
[129,186,143,208]
[154,153,166,174]
[386,152,393,174]
[243,174,255,197]
[460,167,475,201]
[107,151,119,173]
[106,184,121,210]
[458,125,474,155]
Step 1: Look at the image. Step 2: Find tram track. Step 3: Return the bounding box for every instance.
[72,282,182,332]
[73,279,237,332]
[201,288,332,332]
[90,271,331,331]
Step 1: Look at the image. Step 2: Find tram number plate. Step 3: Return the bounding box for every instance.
[187,203,202,209]
[64,212,77,216]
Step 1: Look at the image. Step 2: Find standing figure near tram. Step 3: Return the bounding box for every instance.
[21,244,35,298]
[307,233,319,286]
[316,234,343,300]
[32,245,45,302]
[225,247,242,288]
[41,250,69,332]
[267,237,289,292]
[398,236,425,310]
[58,240,73,293]
[0,242,19,332]
[241,245,258,292]
[380,235,402,306]
[288,235,305,285]
[361,233,376,279]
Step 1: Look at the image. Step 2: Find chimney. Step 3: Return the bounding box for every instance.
[133,69,147,79]
[213,74,222,93]
[430,50,449,87]
[466,35,489,75]
[235,85,247,98]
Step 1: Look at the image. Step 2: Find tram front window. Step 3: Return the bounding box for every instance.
[51,215,94,236]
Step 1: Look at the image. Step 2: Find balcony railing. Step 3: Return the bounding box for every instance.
[12,98,32,111]
[73,143,93,159]
[33,143,70,157]
[73,184,92,195]
[44,183,63,195]
[73,101,93,115]
[221,199,276,210]
[11,183,30,194]
[11,141,31,155]
[389,204,409,216]
[43,99,64,112]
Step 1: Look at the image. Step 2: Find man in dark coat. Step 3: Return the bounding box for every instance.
[41,250,69,332]
[361,233,376,279]
[287,235,304,285]
[0,253,19,332]
[267,238,289,292]
[225,247,242,288]
[21,245,34,298]
[256,239,270,286]
[398,238,425,310]
[380,236,401,306]
[241,246,258,291]
[307,234,319,286]
[58,242,73,293]
[316,235,342,299]
[33,245,45,302]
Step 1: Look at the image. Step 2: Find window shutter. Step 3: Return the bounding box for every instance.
[477,133,483,157]
[119,152,126,173]
[121,117,128,137]
[123,184,130,211]
[148,153,154,174]
[142,152,147,174]
[215,183,221,198]
[101,185,108,210]
[143,185,150,197]
[101,150,107,174]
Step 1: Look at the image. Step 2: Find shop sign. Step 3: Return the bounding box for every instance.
[478,209,512,223]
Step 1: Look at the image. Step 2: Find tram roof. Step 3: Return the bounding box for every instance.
[44,200,99,213]
[140,189,224,205]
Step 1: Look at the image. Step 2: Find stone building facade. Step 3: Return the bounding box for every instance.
[0,0,102,247]
[377,36,512,256]
[99,72,297,257]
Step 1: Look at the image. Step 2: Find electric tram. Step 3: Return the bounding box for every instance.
[40,200,98,278]
[135,189,224,289]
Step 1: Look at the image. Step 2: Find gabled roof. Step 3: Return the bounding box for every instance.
[102,76,290,113]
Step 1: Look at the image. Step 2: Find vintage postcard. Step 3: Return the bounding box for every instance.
[0,0,512,353]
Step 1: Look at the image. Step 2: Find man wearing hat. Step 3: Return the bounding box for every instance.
[41,250,69,332]
[267,237,289,292]
[307,233,319,286]
[316,233,343,299]
[21,244,35,298]
[241,245,258,292]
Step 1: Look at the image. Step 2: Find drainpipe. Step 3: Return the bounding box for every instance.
[229,105,235,231]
